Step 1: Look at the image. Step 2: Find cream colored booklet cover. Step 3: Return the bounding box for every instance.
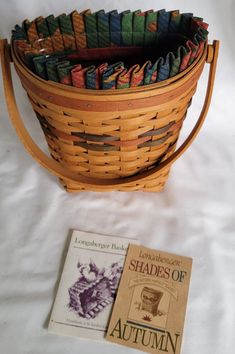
[48,230,138,340]
[106,244,192,354]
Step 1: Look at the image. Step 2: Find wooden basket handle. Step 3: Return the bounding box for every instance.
[0,39,219,189]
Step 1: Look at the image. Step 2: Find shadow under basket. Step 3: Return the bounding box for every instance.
[0,39,219,192]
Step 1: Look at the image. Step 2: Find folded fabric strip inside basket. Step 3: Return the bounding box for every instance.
[12,9,209,89]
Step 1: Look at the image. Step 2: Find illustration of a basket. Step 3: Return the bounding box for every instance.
[0,10,219,192]
[141,287,163,316]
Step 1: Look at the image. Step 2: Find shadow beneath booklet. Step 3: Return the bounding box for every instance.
[43,229,74,329]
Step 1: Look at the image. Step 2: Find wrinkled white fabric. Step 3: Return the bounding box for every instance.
[0,1,235,354]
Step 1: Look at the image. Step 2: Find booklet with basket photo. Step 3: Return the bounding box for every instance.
[48,230,139,340]
[106,244,192,354]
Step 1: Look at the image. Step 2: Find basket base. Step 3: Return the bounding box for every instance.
[58,168,170,192]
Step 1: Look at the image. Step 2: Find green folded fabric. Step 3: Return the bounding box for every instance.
[169,50,181,77]
[133,10,145,46]
[85,12,98,48]
[46,14,60,35]
[57,61,74,85]
[121,10,133,46]
[33,55,48,79]
[58,14,74,35]
[46,58,59,82]
[145,10,158,46]
[36,17,50,38]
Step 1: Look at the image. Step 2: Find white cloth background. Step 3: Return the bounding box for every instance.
[0,1,234,353]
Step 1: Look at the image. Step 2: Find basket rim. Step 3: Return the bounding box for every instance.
[11,39,207,100]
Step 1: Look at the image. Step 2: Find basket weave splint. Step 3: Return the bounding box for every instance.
[0,38,219,192]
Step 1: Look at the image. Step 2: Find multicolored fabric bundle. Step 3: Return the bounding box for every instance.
[12,9,209,89]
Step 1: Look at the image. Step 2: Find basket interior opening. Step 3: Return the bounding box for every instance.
[67,34,188,68]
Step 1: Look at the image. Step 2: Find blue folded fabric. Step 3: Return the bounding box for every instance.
[157,54,170,82]
[158,9,171,34]
[109,10,121,46]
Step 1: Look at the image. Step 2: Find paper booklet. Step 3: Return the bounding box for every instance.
[106,244,192,354]
[48,230,139,340]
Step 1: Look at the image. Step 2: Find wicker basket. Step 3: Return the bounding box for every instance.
[0,38,219,192]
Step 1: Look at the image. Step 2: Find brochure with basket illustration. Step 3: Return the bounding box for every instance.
[48,230,138,340]
[106,244,192,354]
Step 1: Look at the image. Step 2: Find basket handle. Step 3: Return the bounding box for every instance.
[0,38,219,189]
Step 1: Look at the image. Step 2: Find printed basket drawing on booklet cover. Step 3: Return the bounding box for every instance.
[68,260,123,319]
[128,283,171,328]
[141,287,163,316]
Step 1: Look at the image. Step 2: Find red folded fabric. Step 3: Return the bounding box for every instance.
[71,64,88,88]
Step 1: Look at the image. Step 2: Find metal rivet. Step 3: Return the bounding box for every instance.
[128,103,133,107]
[86,103,92,108]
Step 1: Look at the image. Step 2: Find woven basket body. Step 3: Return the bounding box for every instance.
[0,39,219,192]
